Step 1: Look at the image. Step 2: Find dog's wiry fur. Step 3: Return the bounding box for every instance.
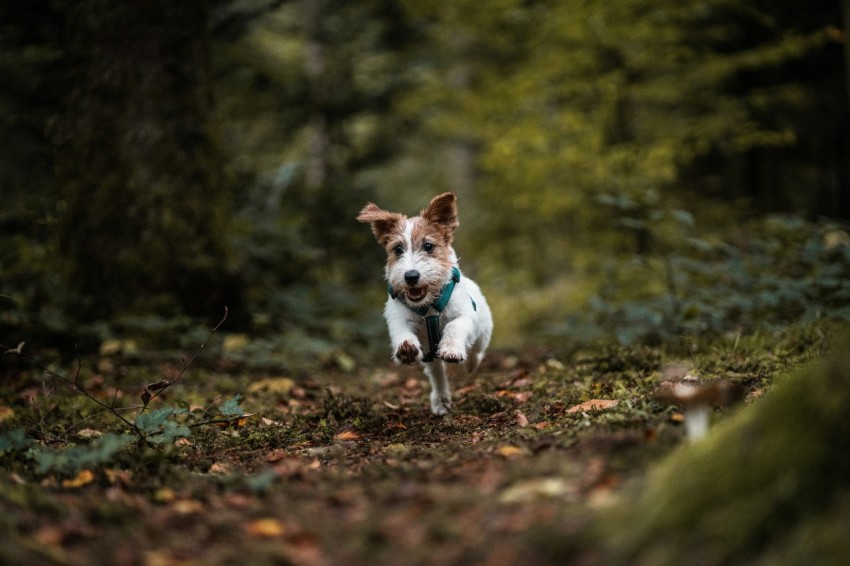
[357,192,493,415]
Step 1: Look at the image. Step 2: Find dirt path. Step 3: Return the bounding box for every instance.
[0,344,786,565]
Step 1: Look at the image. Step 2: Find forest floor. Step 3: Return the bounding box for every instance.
[0,332,827,565]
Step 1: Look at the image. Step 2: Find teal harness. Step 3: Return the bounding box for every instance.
[388,266,475,362]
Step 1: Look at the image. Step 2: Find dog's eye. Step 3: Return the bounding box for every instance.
[423,242,435,253]
[392,245,404,257]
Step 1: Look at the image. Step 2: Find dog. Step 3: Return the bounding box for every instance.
[357,192,493,415]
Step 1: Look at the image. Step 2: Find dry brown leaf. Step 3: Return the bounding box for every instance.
[103,468,132,486]
[62,469,95,488]
[76,428,102,439]
[496,445,525,458]
[172,499,205,515]
[264,449,287,463]
[208,462,230,474]
[333,425,363,442]
[515,411,529,428]
[566,399,619,414]
[154,487,176,503]
[499,478,572,504]
[0,406,14,422]
[247,518,286,538]
[214,413,258,429]
[248,377,296,395]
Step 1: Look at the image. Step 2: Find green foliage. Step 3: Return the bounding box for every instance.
[217,395,245,417]
[1,0,847,360]
[0,429,33,455]
[575,213,850,344]
[31,433,135,475]
[135,408,191,445]
[599,338,850,564]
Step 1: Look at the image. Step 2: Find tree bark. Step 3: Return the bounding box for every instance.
[54,0,231,316]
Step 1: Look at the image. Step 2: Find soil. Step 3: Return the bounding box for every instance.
[0,341,816,565]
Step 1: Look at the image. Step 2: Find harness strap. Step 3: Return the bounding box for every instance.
[388,266,462,362]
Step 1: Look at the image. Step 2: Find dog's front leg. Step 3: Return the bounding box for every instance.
[424,362,452,415]
[384,301,423,364]
[438,316,475,364]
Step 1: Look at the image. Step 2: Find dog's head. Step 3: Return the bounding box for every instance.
[357,192,459,307]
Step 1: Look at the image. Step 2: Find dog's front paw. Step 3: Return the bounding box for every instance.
[395,340,421,365]
[438,344,466,364]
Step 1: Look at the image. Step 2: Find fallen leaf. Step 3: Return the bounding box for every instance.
[566,399,619,414]
[454,384,480,396]
[76,428,102,439]
[333,425,363,442]
[154,487,176,503]
[214,413,259,429]
[248,377,296,395]
[515,410,529,428]
[103,468,132,486]
[334,352,356,372]
[172,499,205,515]
[384,421,407,433]
[264,449,287,463]
[496,390,533,403]
[499,478,572,504]
[247,518,286,538]
[0,406,14,422]
[496,445,525,458]
[62,469,95,488]
[208,462,230,474]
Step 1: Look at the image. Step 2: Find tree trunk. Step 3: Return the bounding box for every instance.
[54,0,232,317]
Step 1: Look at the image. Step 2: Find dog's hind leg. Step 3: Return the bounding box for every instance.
[464,350,485,375]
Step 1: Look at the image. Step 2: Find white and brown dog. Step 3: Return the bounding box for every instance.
[357,192,493,415]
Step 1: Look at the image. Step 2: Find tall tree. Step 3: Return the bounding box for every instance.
[53,0,233,317]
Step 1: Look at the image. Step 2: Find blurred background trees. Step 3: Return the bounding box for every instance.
[2,0,849,359]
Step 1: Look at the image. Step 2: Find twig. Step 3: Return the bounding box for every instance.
[2,306,228,446]
[140,306,228,410]
[2,342,143,437]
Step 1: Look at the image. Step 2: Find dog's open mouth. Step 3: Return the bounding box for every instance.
[406,286,427,303]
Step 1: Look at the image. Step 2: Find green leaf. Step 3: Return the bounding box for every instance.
[32,433,134,475]
[135,408,190,444]
[0,429,34,454]
[218,395,245,417]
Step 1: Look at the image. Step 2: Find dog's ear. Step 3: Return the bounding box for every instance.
[422,192,459,231]
[357,203,404,244]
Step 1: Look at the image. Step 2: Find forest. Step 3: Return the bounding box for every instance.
[2,0,850,564]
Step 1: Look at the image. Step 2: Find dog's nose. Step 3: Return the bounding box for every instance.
[404,270,420,285]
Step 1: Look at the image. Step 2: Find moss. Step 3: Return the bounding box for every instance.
[600,335,850,564]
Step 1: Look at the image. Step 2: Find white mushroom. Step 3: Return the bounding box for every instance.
[655,380,744,442]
